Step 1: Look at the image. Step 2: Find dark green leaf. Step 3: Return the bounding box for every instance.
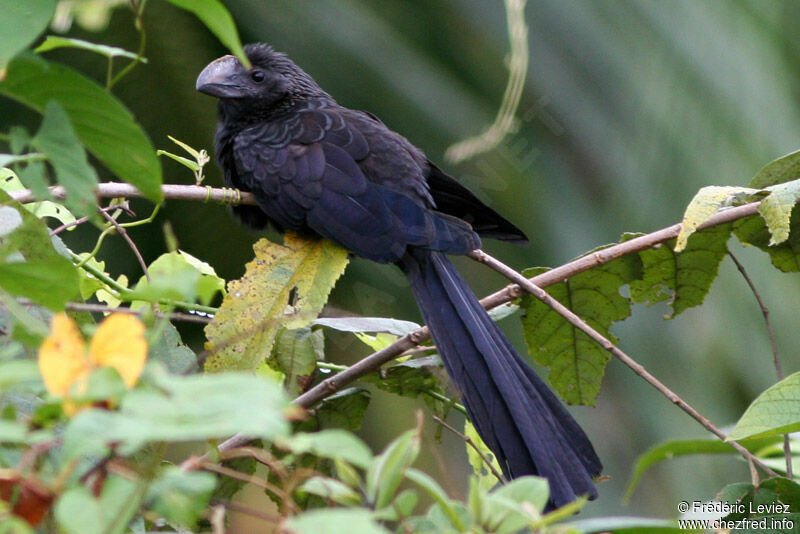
[270,327,322,396]
[313,317,420,336]
[520,246,640,405]
[32,101,98,219]
[164,0,249,67]
[750,149,800,188]
[630,224,731,317]
[734,212,800,272]
[365,355,448,414]
[0,261,78,310]
[0,0,56,69]
[314,387,371,431]
[55,475,140,534]
[0,54,162,202]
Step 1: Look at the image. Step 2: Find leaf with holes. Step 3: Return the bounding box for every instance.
[630,224,731,317]
[520,248,640,406]
[204,234,348,371]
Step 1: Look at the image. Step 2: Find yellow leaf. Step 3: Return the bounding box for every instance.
[204,233,348,372]
[38,313,89,398]
[89,313,147,389]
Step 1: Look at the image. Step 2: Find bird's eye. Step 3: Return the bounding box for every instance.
[250,70,266,83]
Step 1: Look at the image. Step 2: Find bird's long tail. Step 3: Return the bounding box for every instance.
[399,249,602,509]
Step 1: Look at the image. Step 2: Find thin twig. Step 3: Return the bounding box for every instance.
[215,499,280,524]
[49,202,134,236]
[99,206,150,282]
[432,414,506,485]
[728,250,792,478]
[467,248,777,477]
[62,301,211,324]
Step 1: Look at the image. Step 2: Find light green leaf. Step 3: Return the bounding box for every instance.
[520,246,640,405]
[564,517,690,533]
[62,369,288,459]
[0,54,163,202]
[148,321,197,374]
[675,186,759,252]
[284,429,373,469]
[465,419,503,492]
[205,234,348,372]
[35,36,145,62]
[55,475,140,534]
[147,467,216,528]
[32,100,98,219]
[366,426,421,509]
[0,0,56,69]
[164,0,249,67]
[729,371,800,441]
[624,438,777,501]
[128,251,204,304]
[630,224,731,317]
[157,150,199,172]
[405,468,466,532]
[313,317,421,336]
[300,476,362,506]
[286,508,389,534]
[759,179,800,245]
[750,149,800,188]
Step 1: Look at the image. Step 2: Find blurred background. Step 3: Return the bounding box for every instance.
[6,0,800,523]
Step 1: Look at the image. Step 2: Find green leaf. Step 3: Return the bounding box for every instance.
[624,438,779,501]
[0,0,56,70]
[482,476,550,533]
[520,247,640,405]
[729,371,800,441]
[564,517,689,533]
[0,190,79,309]
[464,419,503,493]
[750,149,800,188]
[0,166,76,225]
[314,387,371,431]
[269,327,322,396]
[734,212,800,272]
[164,0,249,67]
[128,251,204,304]
[62,369,288,459]
[55,475,140,534]
[284,429,373,469]
[313,317,421,336]
[364,355,446,411]
[32,100,99,219]
[675,186,759,251]
[147,467,216,528]
[0,54,163,202]
[630,224,731,317]
[758,179,800,245]
[299,476,362,506]
[148,321,198,374]
[405,468,467,532]
[366,425,421,509]
[34,36,145,62]
[205,234,348,371]
[286,508,389,534]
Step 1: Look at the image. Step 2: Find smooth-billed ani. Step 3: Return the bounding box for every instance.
[196,43,601,509]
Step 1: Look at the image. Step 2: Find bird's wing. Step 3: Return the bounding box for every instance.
[233,107,478,263]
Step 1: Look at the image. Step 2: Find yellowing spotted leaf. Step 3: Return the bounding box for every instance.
[38,313,147,414]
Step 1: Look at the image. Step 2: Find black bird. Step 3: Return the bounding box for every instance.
[197,43,601,509]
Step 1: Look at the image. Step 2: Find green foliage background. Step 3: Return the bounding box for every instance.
[4,0,800,525]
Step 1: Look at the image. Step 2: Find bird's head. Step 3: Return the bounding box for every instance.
[196,43,325,108]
